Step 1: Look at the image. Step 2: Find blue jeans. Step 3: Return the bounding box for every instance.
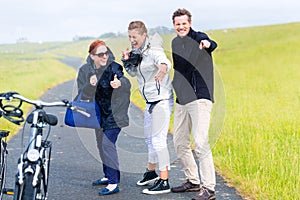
[96,128,121,184]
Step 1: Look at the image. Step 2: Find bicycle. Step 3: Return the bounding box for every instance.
[0,92,24,199]
[0,92,87,200]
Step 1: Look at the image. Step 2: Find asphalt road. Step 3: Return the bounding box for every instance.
[3,57,243,200]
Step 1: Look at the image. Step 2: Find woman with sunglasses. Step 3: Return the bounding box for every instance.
[77,40,131,195]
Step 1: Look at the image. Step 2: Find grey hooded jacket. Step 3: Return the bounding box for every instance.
[123,33,173,103]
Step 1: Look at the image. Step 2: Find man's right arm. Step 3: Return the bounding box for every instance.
[198,32,217,53]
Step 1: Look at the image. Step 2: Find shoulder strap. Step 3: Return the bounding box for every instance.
[74,92,83,101]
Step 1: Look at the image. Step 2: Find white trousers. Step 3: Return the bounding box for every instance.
[173,99,216,191]
[144,98,173,171]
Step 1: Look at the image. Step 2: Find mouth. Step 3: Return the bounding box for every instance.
[177,28,188,37]
[178,29,186,34]
[131,42,137,47]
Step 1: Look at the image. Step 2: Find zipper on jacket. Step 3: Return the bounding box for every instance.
[138,63,148,102]
[156,81,160,95]
[192,70,197,93]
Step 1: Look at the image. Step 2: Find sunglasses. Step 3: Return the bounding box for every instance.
[94,51,109,58]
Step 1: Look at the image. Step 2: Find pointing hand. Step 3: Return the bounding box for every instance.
[122,48,130,60]
[154,63,168,82]
[199,40,211,49]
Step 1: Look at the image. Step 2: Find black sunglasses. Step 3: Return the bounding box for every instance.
[94,51,109,58]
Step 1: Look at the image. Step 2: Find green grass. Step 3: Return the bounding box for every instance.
[211,22,300,199]
[0,43,77,136]
[1,22,299,199]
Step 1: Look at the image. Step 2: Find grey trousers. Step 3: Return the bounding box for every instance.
[173,99,216,191]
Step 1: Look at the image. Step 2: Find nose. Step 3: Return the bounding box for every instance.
[129,37,135,43]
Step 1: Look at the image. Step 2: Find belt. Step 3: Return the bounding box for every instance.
[146,100,161,114]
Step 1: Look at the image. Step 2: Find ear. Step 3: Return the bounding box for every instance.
[143,32,147,39]
[90,54,95,61]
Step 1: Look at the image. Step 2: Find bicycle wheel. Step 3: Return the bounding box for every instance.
[14,168,48,200]
[0,140,7,200]
[42,140,52,190]
[35,142,51,200]
[36,169,46,200]
[14,172,39,200]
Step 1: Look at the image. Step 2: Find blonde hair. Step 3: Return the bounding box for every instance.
[128,21,148,35]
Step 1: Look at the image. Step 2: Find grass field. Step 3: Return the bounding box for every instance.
[0,43,77,135]
[0,22,299,199]
[211,23,300,199]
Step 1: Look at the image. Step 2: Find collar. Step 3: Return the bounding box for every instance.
[177,27,195,41]
[138,37,151,54]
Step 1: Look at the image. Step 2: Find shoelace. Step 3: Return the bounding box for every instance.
[198,187,207,195]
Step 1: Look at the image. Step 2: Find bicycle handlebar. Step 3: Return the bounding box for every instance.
[11,94,90,117]
[6,93,69,108]
[0,91,90,122]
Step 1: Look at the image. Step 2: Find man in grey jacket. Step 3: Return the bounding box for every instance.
[122,21,173,195]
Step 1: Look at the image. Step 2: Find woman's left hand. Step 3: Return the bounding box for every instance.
[110,74,121,88]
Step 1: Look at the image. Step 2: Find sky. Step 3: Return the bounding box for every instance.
[1,0,300,44]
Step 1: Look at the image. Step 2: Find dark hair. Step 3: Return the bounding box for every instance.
[172,8,192,24]
[128,21,147,35]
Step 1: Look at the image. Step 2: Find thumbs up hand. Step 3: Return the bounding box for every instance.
[90,74,98,86]
[110,74,121,88]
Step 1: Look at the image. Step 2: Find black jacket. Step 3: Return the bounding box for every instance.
[172,28,217,105]
[76,49,130,130]
[95,62,131,130]
[77,47,115,100]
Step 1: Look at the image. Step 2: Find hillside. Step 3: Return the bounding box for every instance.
[1,22,300,199]
[211,22,300,199]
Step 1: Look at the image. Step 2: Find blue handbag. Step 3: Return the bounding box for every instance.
[64,92,101,129]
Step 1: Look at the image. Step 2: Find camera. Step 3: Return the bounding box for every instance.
[126,50,143,67]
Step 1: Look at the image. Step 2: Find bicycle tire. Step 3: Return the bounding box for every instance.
[42,141,52,190]
[14,172,39,200]
[36,142,51,199]
[37,146,49,200]
[37,168,46,200]
[0,140,7,200]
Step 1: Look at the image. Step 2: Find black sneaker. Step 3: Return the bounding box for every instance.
[142,179,171,195]
[192,187,216,200]
[137,170,159,186]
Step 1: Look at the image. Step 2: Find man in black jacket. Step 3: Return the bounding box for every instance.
[170,8,217,200]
